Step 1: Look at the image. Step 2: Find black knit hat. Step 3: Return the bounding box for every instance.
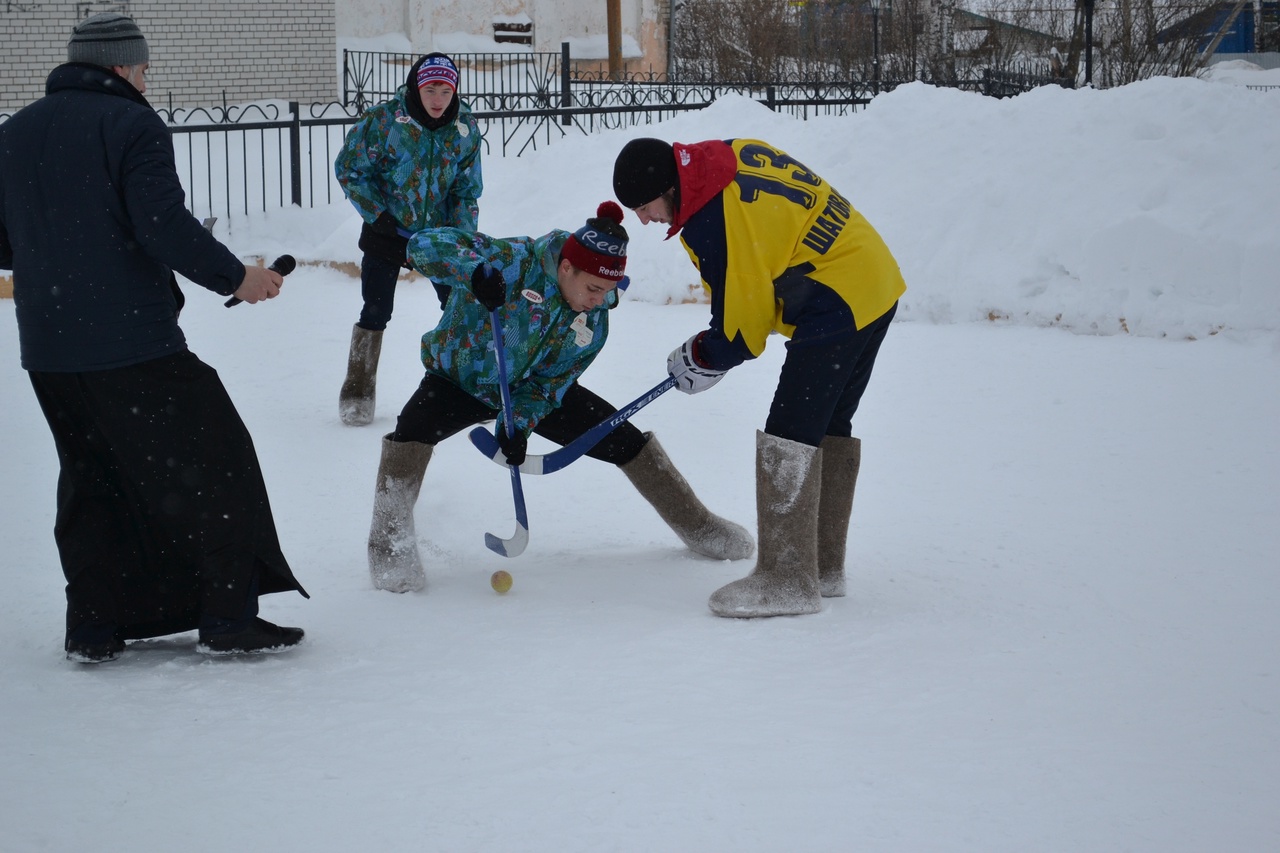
[613,138,677,208]
[68,12,149,67]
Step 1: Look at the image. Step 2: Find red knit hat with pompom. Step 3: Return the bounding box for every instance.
[561,201,628,281]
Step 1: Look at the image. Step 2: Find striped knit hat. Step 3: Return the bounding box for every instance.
[417,54,459,92]
[68,12,149,67]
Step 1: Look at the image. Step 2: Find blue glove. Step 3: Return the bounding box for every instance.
[667,332,727,394]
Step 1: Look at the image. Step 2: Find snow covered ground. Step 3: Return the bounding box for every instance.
[2,66,1278,851]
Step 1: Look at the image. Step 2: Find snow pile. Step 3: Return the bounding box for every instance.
[252,73,1280,341]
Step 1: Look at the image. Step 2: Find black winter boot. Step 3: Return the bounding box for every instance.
[65,625,125,664]
[197,618,305,655]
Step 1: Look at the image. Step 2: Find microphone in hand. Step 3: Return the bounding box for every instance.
[225,254,296,307]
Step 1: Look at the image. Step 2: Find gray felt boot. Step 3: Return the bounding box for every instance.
[708,431,823,618]
[620,433,755,561]
[818,435,861,598]
[368,436,431,593]
[339,324,383,426]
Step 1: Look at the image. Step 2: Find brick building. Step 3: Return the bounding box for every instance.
[1,0,336,113]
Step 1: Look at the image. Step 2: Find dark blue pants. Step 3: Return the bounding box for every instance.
[358,253,450,330]
[764,301,897,447]
[357,253,402,331]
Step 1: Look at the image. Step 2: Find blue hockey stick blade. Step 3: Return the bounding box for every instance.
[469,426,504,461]
[484,465,530,557]
[484,523,529,558]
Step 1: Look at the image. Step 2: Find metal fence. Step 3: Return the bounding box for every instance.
[343,48,565,115]
[343,46,1059,123]
[160,101,361,224]
[157,78,889,224]
[170,55,1057,223]
[2,53,1063,227]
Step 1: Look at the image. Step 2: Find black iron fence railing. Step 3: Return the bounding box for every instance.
[1,60,1063,227]
[161,101,362,223]
[162,82,881,220]
[343,45,1061,112]
[343,48,565,114]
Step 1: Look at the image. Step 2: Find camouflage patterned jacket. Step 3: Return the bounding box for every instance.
[334,87,483,231]
[408,227,617,437]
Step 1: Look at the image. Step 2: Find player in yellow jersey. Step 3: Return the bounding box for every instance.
[614,137,905,618]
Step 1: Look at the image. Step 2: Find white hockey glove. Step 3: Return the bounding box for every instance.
[667,333,726,395]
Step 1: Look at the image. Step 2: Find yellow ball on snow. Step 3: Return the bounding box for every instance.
[490,570,513,594]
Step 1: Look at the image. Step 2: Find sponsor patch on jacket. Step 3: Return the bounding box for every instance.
[521,289,543,304]
[457,121,470,137]
[394,110,412,124]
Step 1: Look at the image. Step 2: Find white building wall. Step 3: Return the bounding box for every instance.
[339,0,667,72]
[336,0,405,39]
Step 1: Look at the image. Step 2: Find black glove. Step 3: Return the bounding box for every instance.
[358,212,410,269]
[497,428,527,467]
[471,263,506,312]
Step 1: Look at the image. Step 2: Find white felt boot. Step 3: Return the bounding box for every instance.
[368,436,431,592]
[339,324,383,426]
[621,433,755,561]
[708,431,822,618]
[817,435,861,598]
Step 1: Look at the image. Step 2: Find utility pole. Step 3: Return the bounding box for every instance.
[871,0,882,95]
[608,0,623,80]
[1083,0,1095,85]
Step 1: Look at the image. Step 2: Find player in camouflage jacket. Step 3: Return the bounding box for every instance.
[363,204,755,595]
[413,226,612,438]
[333,52,483,425]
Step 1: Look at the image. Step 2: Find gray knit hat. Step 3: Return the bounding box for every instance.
[68,12,150,67]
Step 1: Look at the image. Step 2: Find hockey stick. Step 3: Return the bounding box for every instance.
[483,303,530,558]
[469,375,677,475]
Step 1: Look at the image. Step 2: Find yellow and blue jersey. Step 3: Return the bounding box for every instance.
[676,139,905,370]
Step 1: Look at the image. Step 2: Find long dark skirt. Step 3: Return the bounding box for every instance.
[28,350,308,642]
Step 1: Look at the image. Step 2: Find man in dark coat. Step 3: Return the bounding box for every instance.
[0,12,309,663]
